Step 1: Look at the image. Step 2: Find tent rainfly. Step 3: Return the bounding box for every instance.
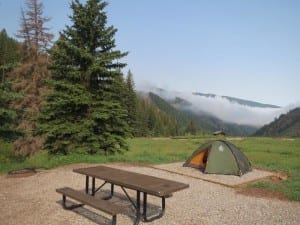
[183,140,251,176]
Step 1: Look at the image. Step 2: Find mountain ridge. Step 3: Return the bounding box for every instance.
[138,87,299,137]
[147,92,257,136]
[149,87,283,126]
[192,92,281,108]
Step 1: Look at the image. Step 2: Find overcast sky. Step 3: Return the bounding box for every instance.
[1,0,299,106]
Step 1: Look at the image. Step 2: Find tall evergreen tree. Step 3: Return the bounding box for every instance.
[0,30,21,140]
[125,70,137,136]
[134,95,179,137]
[0,29,20,73]
[135,96,150,137]
[0,81,21,140]
[186,119,197,135]
[38,0,129,154]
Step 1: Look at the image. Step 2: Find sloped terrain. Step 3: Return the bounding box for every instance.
[148,92,257,136]
[255,108,300,137]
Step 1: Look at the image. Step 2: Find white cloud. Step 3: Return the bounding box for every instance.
[138,84,300,127]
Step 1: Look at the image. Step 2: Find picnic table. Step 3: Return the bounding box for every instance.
[72,165,189,224]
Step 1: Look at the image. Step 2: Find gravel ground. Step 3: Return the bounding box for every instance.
[0,163,299,225]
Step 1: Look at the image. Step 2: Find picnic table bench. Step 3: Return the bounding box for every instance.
[56,187,126,225]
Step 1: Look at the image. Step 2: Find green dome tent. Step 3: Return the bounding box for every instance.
[183,140,251,176]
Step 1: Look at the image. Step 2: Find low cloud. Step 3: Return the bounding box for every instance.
[137,83,299,127]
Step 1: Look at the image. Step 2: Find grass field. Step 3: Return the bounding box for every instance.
[1,137,300,201]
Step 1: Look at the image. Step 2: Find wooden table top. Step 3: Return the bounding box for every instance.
[73,165,189,197]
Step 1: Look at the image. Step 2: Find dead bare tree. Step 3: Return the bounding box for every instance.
[13,0,53,156]
[16,0,53,61]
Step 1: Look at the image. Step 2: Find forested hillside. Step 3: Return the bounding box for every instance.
[147,92,201,134]
[148,92,257,136]
[254,107,300,137]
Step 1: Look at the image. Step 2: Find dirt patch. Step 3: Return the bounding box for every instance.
[236,172,289,201]
[237,187,289,201]
[7,168,37,178]
[270,174,289,183]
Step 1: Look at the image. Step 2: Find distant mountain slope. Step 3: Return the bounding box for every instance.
[148,88,283,126]
[254,107,300,137]
[193,92,281,108]
[148,92,201,132]
[148,92,257,136]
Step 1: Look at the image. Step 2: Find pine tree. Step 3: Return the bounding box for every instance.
[135,97,150,137]
[38,0,129,154]
[0,81,21,140]
[147,105,156,136]
[0,29,20,72]
[0,30,21,140]
[125,70,137,136]
[186,119,197,135]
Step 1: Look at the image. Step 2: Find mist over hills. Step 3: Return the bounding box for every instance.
[147,92,257,136]
[137,86,300,136]
[192,92,281,109]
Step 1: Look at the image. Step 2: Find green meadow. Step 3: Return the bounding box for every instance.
[1,137,300,201]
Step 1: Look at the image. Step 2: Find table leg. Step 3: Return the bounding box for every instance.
[142,193,166,222]
[92,177,95,196]
[143,192,147,219]
[85,176,89,194]
[103,183,114,200]
[111,183,114,196]
[62,195,66,207]
[133,190,141,225]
